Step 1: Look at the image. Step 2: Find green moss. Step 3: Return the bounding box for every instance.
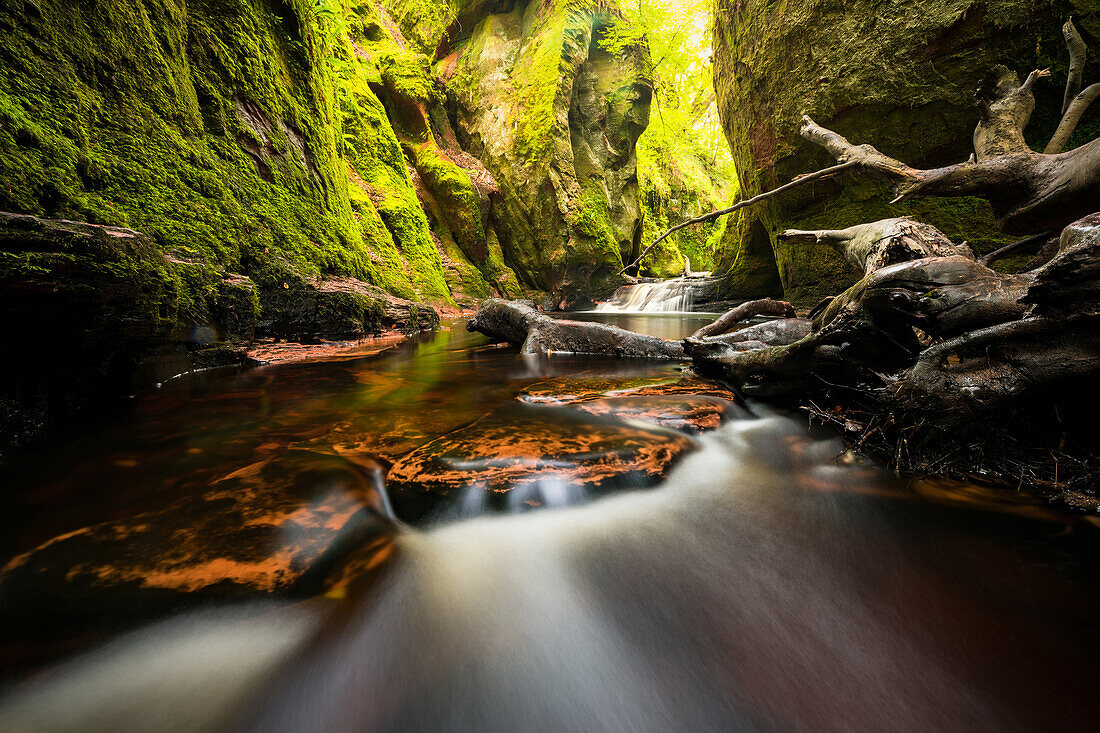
[385,0,459,57]
[0,0,652,310]
[567,180,625,279]
[711,0,1098,303]
[407,143,483,253]
[441,0,650,295]
[0,0,389,282]
[633,104,739,276]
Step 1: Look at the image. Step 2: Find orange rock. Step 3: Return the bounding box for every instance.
[0,451,395,621]
[573,395,745,434]
[386,404,697,522]
[518,374,739,405]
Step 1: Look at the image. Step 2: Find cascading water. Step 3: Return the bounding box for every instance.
[596,278,696,312]
[6,415,1100,732]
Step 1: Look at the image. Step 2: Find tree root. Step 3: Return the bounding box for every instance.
[689,297,796,339]
[798,19,1100,236]
[779,217,972,275]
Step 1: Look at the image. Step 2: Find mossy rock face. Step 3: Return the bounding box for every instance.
[0,0,522,310]
[712,0,1100,306]
[438,0,653,304]
[0,213,254,454]
[0,0,376,281]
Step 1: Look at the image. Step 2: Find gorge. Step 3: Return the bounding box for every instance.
[1,0,1099,730]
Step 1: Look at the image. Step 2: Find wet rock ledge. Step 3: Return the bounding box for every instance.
[0,212,438,455]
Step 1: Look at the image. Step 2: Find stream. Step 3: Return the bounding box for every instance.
[2,315,1100,732]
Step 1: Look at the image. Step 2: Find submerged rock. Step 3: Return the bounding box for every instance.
[518,374,739,405]
[518,372,745,433]
[0,452,395,622]
[571,395,744,434]
[386,404,697,522]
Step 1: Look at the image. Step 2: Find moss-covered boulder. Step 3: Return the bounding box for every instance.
[427,0,653,304]
[712,0,1100,306]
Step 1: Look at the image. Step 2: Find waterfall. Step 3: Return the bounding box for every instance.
[596,278,696,312]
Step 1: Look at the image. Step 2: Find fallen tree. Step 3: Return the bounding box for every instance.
[467,299,686,359]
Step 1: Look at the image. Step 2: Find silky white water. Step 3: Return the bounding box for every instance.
[596,278,697,312]
[5,413,1096,732]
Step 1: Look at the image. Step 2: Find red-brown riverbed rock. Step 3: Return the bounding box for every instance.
[518,375,745,433]
[0,451,395,622]
[386,404,698,522]
[572,395,743,434]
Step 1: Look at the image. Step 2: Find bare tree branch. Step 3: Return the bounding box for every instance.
[618,160,858,275]
[1062,17,1088,116]
[1045,83,1100,153]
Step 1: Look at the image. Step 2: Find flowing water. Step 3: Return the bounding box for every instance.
[596,278,701,312]
[2,315,1100,732]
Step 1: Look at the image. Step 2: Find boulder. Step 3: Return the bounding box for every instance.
[256,276,439,340]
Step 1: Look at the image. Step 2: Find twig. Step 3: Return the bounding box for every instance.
[618,160,858,275]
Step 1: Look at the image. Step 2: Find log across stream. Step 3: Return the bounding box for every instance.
[2,316,1100,731]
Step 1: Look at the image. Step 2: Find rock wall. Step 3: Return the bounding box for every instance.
[0,0,653,310]
[407,0,653,304]
[712,0,1100,306]
[0,0,654,448]
[0,0,529,308]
